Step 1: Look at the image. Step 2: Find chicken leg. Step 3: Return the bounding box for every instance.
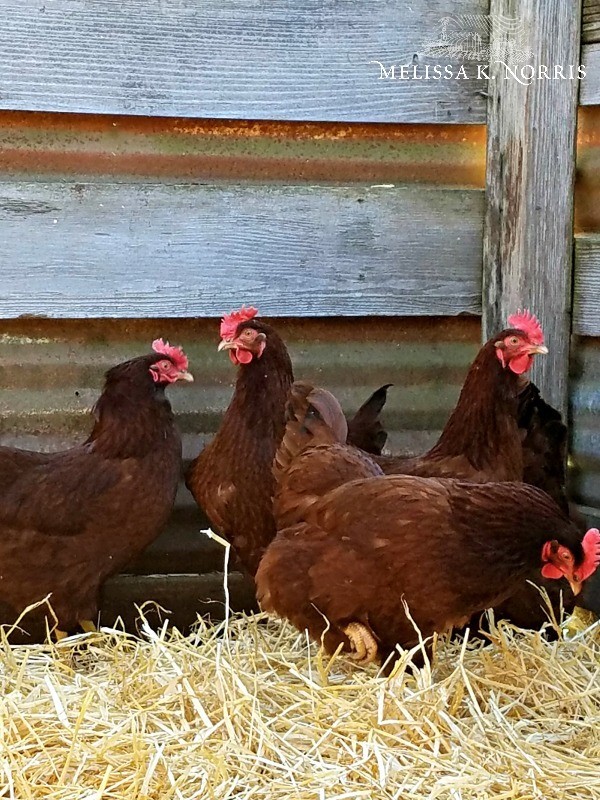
[343,622,378,664]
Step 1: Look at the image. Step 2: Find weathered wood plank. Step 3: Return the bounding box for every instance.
[482,0,581,417]
[99,573,258,634]
[583,0,600,43]
[581,42,600,103]
[581,0,600,103]
[574,234,600,335]
[0,0,488,123]
[0,182,484,319]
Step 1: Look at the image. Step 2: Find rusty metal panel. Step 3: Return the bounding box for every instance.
[0,112,486,186]
[576,106,600,234]
[0,315,480,581]
[570,335,600,511]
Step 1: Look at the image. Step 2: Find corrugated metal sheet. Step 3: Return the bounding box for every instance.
[0,112,486,186]
[576,106,600,233]
[0,315,480,581]
[570,334,600,509]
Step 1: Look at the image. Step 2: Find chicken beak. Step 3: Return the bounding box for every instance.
[530,344,549,355]
[177,370,194,382]
[217,339,236,352]
[568,579,582,596]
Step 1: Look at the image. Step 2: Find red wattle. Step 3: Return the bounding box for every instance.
[541,563,563,579]
[233,349,253,365]
[509,354,533,375]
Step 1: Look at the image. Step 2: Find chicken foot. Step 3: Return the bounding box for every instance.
[343,622,378,664]
[79,619,97,633]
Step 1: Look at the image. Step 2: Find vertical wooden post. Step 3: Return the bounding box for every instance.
[482,0,582,416]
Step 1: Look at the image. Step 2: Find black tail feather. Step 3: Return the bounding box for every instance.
[517,381,569,514]
[346,384,392,455]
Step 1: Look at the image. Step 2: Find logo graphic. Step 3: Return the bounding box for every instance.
[421,14,534,64]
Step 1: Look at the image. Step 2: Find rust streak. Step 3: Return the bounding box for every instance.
[0,111,486,188]
[0,316,479,345]
[576,107,600,234]
[0,110,486,143]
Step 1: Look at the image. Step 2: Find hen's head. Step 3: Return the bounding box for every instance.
[218,305,267,365]
[105,340,193,391]
[541,528,600,596]
[494,310,548,375]
[148,339,194,385]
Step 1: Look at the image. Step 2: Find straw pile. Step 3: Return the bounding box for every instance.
[0,601,599,800]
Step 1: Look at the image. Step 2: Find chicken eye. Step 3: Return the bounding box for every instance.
[507,336,520,346]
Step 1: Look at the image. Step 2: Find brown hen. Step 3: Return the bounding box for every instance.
[372,312,576,630]
[185,306,390,578]
[0,341,192,642]
[374,312,549,483]
[257,384,600,671]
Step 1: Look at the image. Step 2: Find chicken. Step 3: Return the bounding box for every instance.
[370,312,576,632]
[257,383,600,671]
[472,378,578,635]
[273,382,384,531]
[374,311,549,482]
[185,306,389,578]
[0,340,192,642]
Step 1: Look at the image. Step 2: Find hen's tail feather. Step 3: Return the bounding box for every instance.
[517,381,569,514]
[346,384,392,455]
[273,381,347,484]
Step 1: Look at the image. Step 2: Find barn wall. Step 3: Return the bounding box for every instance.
[574,6,600,536]
[0,0,598,630]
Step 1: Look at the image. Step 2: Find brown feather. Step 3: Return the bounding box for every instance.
[370,331,575,632]
[273,382,382,529]
[346,384,391,455]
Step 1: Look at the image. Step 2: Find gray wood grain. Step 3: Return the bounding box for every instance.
[482,0,581,417]
[574,234,600,336]
[581,42,600,103]
[0,0,488,123]
[583,0,600,43]
[581,0,600,102]
[0,182,484,319]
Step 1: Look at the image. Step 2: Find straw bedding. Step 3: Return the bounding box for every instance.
[0,596,599,800]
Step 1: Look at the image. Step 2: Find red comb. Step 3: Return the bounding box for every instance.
[579,528,600,581]
[151,339,189,372]
[219,305,259,340]
[507,309,544,345]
